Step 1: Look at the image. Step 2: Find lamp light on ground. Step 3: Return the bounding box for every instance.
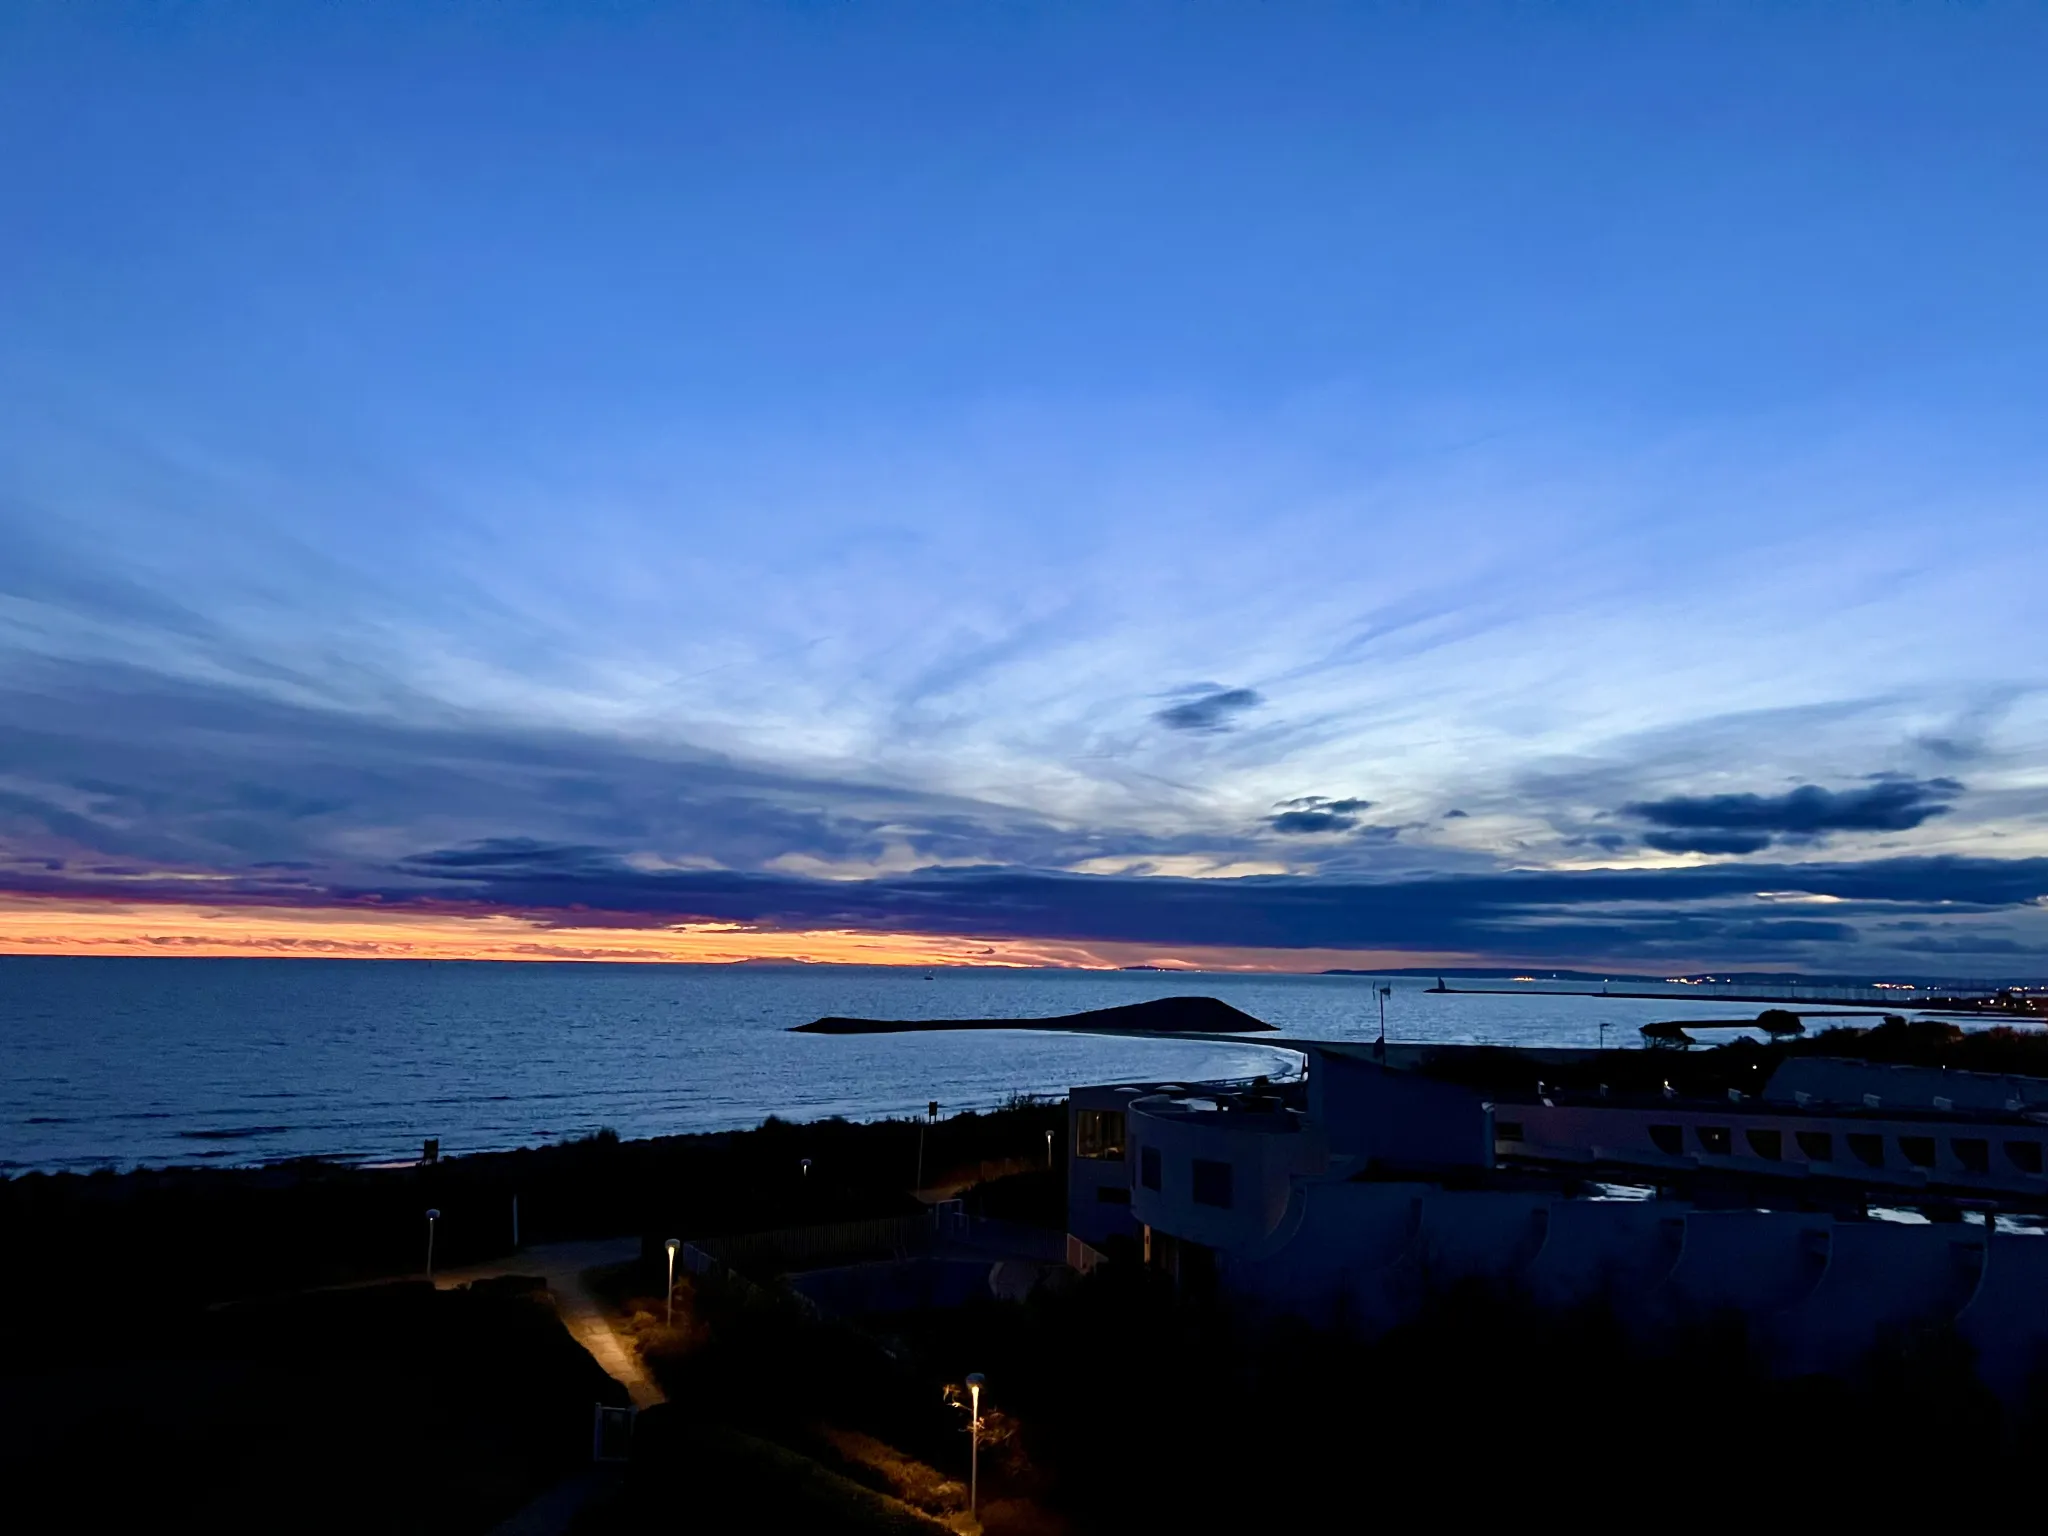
[965,1371,986,1521]
[424,1208,441,1282]
[664,1237,681,1328]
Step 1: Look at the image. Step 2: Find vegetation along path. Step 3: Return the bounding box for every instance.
[435,1237,663,1408]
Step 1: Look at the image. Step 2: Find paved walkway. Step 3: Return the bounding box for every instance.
[435,1237,664,1409]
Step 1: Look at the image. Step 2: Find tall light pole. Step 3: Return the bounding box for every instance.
[664,1237,681,1329]
[1046,1128,1054,1168]
[965,1372,985,1521]
[917,1100,938,1191]
[424,1208,441,1282]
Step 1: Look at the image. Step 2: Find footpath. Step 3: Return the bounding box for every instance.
[431,1237,661,1536]
[434,1237,663,1409]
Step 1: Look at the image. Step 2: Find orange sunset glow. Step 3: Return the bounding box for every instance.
[0,895,1453,973]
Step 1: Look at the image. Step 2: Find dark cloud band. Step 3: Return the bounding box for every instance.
[6,844,2044,962]
[1625,778,1960,854]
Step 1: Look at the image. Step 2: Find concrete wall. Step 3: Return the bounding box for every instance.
[1414,1190,1552,1283]
[1221,1180,1429,1328]
[1500,1098,2048,1195]
[1770,1222,1985,1378]
[1066,1085,1145,1250]
[1957,1233,2048,1404]
[1309,1049,1492,1171]
[1521,1200,1688,1309]
[1127,1098,1312,1251]
[1651,1210,1832,1321]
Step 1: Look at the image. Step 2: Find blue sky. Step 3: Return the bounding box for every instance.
[3,3,2046,971]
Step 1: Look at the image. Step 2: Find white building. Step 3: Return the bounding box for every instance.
[1066,1041,2048,1393]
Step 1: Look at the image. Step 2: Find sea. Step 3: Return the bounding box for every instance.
[0,957,1915,1174]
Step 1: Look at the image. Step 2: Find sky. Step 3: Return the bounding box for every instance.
[2,2,2046,974]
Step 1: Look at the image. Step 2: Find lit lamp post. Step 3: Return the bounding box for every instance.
[965,1371,986,1522]
[1045,1128,1053,1168]
[424,1208,441,1282]
[664,1237,681,1329]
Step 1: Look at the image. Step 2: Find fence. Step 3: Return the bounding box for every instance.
[932,1205,1067,1264]
[678,1239,825,1321]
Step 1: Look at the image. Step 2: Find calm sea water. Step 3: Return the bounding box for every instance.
[0,958,1889,1173]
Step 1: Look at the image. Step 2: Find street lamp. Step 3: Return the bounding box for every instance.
[917,1100,938,1191]
[1046,1128,1054,1168]
[664,1237,681,1328]
[965,1372,986,1521]
[424,1208,441,1282]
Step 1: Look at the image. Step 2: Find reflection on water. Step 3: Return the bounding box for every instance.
[0,957,1925,1172]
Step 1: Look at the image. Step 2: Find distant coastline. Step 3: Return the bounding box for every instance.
[1421,981,2039,1016]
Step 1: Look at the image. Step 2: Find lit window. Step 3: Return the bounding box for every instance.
[1076,1109,1128,1161]
[1696,1126,1731,1155]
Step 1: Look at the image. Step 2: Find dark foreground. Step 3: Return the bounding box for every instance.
[6,1098,2048,1530]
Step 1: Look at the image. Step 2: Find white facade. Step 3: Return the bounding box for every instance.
[1065,1042,2048,1395]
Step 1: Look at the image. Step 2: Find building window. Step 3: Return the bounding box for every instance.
[1140,1145,1161,1191]
[1796,1131,1834,1163]
[1746,1129,1783,1161]
[1899,1136,1937,1169]
[2006,1141,2043,1175]
[1951,1138,1990,1174]
[1095,1185,1131,1205]
[1192,1158,1234,1209]
[1649,1124,1683,1156]
[1696,1125,1731,1155]
[1495,1121,1525,1143]
[1076,1109,1128,1161]
[1847,1133,1885,1168]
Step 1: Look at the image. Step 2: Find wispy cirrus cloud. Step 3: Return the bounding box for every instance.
[3,2,2047,974]
[1,652,2045,970]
